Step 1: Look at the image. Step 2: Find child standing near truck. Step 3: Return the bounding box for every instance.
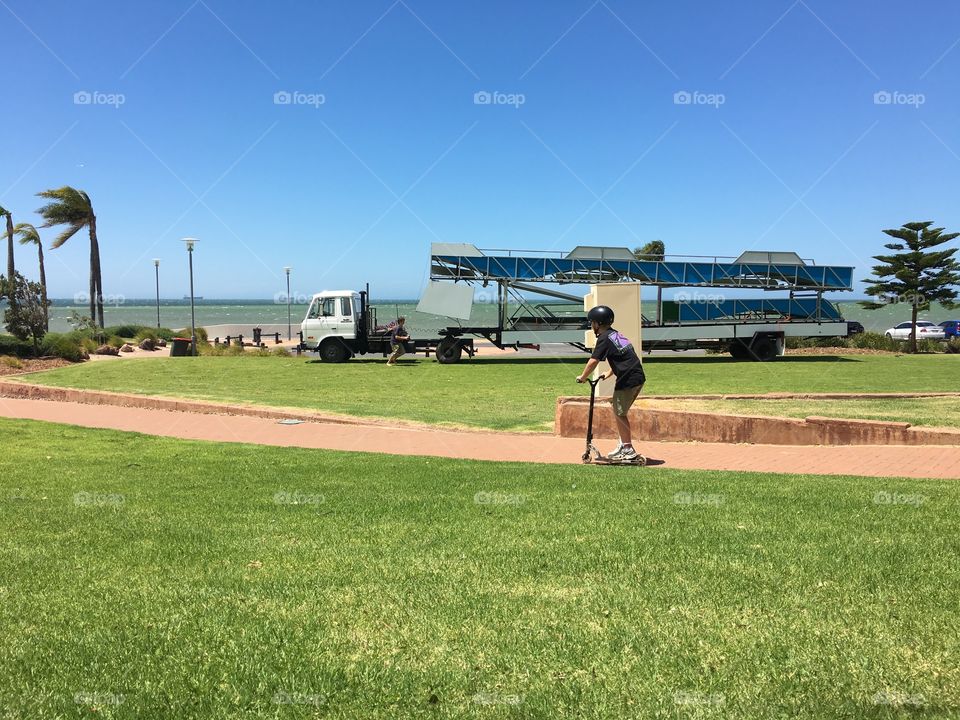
[386,317,410,366]
[576,305,646,461]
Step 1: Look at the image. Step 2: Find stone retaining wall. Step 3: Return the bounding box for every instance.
[555,397,960,446]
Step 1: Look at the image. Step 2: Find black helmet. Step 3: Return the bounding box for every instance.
[587,305,614,325]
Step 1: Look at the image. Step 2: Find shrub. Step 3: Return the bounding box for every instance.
[0,335,34,358]
[104,324,153,339]
[271,347,291,358]
[849,332,900,352]
[945,339,960,354]
[916,339,944,354]
[201,341,245,356]
[1,355,24,369]
[80,337,99,353]
[134,328,159,344]
[39,333,87,362]
[107,335,126,349]
[3,273,48,351]
[156,328,176,342]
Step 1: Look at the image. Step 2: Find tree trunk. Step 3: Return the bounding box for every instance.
[87,233,96,327]
[5,213,14,301]
[89,214,104,328]
[37,243,49,331]
[910,301,918,354]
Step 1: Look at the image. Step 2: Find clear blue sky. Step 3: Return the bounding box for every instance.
[2,0,959,300]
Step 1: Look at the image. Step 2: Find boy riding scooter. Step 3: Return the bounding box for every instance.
[576,305,646,462]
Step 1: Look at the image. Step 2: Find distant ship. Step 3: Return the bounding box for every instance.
[183,295,204,300]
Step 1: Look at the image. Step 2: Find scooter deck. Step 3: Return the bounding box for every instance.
[582,449,647,466]
[591,456,646,466]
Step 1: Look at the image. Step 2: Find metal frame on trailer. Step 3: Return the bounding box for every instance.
[422,244,856,359]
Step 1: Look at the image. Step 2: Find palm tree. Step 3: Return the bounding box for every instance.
[14,223,49,330]
[0,205,14,297]
[35,187,103,327]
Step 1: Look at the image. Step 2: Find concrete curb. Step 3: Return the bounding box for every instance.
[555,397,960,446]
[0,381,523,435]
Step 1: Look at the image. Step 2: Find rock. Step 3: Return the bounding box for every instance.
[120,343,135,353]
[138,338,156,351]
[156,338,167,347]
[94,345,119,356]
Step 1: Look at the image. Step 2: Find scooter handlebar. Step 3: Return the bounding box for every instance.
[577,373,606,385]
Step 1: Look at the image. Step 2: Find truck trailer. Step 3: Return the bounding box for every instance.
[299,244,857,363]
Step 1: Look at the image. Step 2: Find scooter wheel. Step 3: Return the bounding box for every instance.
[581,452,592,463]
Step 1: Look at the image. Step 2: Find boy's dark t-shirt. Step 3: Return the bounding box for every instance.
[391,324,407,345]
[591,328,645,390]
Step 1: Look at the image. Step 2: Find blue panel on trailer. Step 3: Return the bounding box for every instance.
[431,254,854,291]
[675,298,842,322]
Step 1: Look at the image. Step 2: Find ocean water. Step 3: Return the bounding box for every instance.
[44,299,506,335]
[41,299,958,336]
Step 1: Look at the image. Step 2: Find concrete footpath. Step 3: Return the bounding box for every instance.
[1,395,958,479]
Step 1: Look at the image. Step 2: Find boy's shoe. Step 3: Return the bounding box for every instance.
[606,443,624,460]
[618,446,640,462]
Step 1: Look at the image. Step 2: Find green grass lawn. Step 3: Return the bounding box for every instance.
[648,396,960,429]
[16,353,960,431]
[1,418,958,718]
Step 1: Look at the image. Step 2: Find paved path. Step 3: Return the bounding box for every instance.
[1,396,958,479]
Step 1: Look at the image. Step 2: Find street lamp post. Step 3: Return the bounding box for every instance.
[182,238,199,356]
[284,266,292,341]
[153,259,161,328]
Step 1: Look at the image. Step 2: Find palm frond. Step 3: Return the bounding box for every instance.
[50,223,84,249]
[13,223,41,246]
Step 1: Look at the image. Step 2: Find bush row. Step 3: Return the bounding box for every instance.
[785,332,960,353]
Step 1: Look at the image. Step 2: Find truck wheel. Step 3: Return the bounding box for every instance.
[749,337,778,362]
[436,338,462,364]
[319,339,349,363]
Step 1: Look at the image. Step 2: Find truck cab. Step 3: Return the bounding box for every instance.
[301,291,362,361]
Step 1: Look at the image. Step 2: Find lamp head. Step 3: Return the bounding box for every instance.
[181,237,198,251]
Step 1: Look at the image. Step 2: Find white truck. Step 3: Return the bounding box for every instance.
[299,287,475,363]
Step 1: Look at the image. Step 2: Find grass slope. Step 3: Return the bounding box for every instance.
[1,418,958,718]
[19,353,960,431]
[649,396,960,429]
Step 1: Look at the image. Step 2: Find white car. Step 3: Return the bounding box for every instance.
[884,321,946,340]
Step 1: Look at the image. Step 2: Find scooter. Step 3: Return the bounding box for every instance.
[581,375,647,466]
